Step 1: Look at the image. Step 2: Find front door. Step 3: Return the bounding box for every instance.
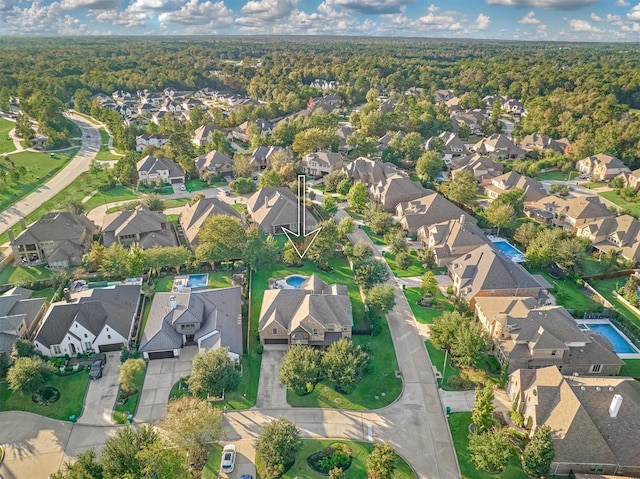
[69,343,76,355]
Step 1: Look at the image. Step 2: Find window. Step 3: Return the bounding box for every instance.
[107,335,111,340]
[84,334,88,338]
[53,345,62,355]
[272,328,277,335]
[590,364,602,373]
[551,350,557,356]
[313,329,318,336]
[85,342,92,350]
[590,465,605,473]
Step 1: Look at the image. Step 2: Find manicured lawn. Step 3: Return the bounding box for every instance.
[534,170,568,181]
[384,251,424,278]
[0,371,89,421]
[113,365,147,424]
[186,177,227,190]
[137,300,152,343]
[30,287,55,302]
[404,288,454,324]
[166,213,179,223]
[164,198,190,208]
[590,277,640,326]
[0,149,78,213]
[208,271,232,288]
[599,190,640,217]
[529,270,600,313]
[98,128,110,144]
[579,256,613,277]
[449,412,528,479]
[201,444,224,479]
[256,439,416,479]
[0,265,52,285]
[231,203,246,214]
[360,225,386,245]
[344,207,365,221]
[95,143,119,161]
[83,185,137,211]
[583,181,607,189]
[0,117,15,154]
[154,275,175,292]
[425,340,460,391]
[621,359,640,378]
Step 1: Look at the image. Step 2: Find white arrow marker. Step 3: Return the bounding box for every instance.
[282,175,322,259]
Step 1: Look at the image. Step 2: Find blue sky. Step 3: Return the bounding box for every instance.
[1,0,639,39]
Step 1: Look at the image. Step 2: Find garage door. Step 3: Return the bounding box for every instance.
[170,178,183,184]
[99,343,124,352]
[148,350,175,360]
[264,339,288,345]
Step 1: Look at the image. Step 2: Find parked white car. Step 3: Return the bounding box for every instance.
[221,444,236,473]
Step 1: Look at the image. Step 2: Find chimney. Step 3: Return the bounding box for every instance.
[609,394,623,418]
[460,214,465,227]
[169,295,177,310]
[20,219,26,230]
[264,196,269,209]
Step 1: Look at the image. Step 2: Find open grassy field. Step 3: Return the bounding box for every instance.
[0,265,52,285]
[0,149,78,213]
[0,117,15,154]
[599,190,640,217]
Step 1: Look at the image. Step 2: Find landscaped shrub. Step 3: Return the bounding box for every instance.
[510,410,524,427]
[307,443,353,474]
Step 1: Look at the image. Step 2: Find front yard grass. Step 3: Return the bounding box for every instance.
[0,371,89,421]
[0,117,15,154]
[360,225,386,245]
[384,251,424,278]
[0,265,52,285]
[113,365,146,424]
[449,412,528,479]
[534,170,569,181]
[599,190,640,217]
[201,444,223,479]
[404,288,453,324]
[83,185,137,211]
[163,198,190,208]
[255,439,416,479]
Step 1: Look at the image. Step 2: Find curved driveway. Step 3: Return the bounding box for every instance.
[0,113,101,237]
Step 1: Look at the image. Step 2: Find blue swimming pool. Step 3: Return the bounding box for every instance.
[285,275,307,288]
[187,274,208,288]
[492,239,526,263]
[585,323,639,354]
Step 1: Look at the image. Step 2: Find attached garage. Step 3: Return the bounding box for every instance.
[170,177,183,184]
[264,338,288,345]
[98,343,124,353]
[147,350,176,360]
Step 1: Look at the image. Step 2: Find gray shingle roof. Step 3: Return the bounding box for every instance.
[11,212,96,245]
[136,155,185,178]
[180,197,240,246]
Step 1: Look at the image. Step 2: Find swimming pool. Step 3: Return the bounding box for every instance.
[491,238,526,263]
[187,274,208,288]
[285,275,307,288]
[581,322,639,354]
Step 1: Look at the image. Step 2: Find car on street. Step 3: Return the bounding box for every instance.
[220,444,236,473]
[89,358,105,379]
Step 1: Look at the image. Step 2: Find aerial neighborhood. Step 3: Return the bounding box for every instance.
[2,37,640,479]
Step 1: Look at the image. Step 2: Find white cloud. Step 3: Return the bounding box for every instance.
[127,0,183,12]
[0,0,86,34]
[567,18,602,31]
[417,4,461,30]
[158,0,233,27]
[519,11,541,23]
[628,3,640,20]
[236,0,297,25]
[475,13,490,29]
[95,8,152,26]
[486,0,596,9]
[332,0,411,15]
[616,0,629,6]
[60,0,119,9]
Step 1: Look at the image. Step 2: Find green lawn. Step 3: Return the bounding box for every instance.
[599,190,640,217]
[534,170,568,181]
[231,203,246,214]
[583,181,607,189]
[360,225,386,246]
[0,371,89,421]
[0,149,78,213]
[589,277,640,327]
[166,213,179,223]
[30,287,55,302]
[83,185,137,211]
[255,439,416,479]
[208,271,232,288]
[0,117,15,154]
[113,366,147,424]
[201,444,223,479]
[99,128,110,145]
[154,275,175,292]
[529,270,600,313]
[137,300,152,343]
[384,251,424,278]
[621,359,640,378]
[95,143,119,161]
[164,198,190,208]
[449,412,528,479]
[186,177,227,191]
[425,340,460,391]
[0,265,52,285]
[404,288,454,324]
[579,256,613,277]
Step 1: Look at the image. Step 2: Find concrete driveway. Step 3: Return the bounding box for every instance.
[77,352,121,426]
[217,439,257,479]
[255,346,288,409]
[136,346,195,423]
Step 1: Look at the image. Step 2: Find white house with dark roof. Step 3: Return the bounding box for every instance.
[136,134,169,152]
[33,283,142,357]
[426,131,468,163]
[136,155,186,185]
[139,287,242,360]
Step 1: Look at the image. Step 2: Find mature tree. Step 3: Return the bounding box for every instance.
[11,338,37,360]
[453,320,488,367]
[232,154,253,178]
[136,440,193,479]
[385,228,408,255]
[323,195,338,216]
[127,243,147,277]
[141,193,164,212]
[324,170,348,193]
[366,442,397,479]
[522,425,555,478]
[441,170,478,206]
[88,158,105,178]
[196,215,247,266]
[255,418,301,479]
[347,181,369,213]
[119,358,145,395]
[292,128,339,155]
[458,123,471,140]
[278,345,322,395]
[459,92,484,110]
[322,339,371,394]
[420,271,438,298]
[366,206,395,235]
[7,356,54,395]
[513,222,537,248]
[259,169,282,188]
[206,131,233,156]
[337,178,352,196]
[416,151,444,181]
[337,216,354,239]
[348,133,378,158]
[471,385,496,433]
[189,347,240,398]
[484,202,515,236]
[366,285,396,316]
[101,425,159,479]
[556,237,587,273]
[352,241,374,261]
[283,240,303,266]
[166,132,195,162]
[306,218,340,269]
[0,87,10,112]
[525,227,564,268]
[417,248,437,269]
[429,311,467,350]
[243,226,278,271]
[100,243,129,277]
[159,396,224,469]
[395,251,413,270]
[230,177,257,194]
[354,258,389,289]
[468,429,512,473]
[51,449,104,479]
[493,188,526,217]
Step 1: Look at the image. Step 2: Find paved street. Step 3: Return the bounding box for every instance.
[77,352,121,426]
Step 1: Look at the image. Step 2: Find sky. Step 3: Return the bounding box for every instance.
[1,0,640,40]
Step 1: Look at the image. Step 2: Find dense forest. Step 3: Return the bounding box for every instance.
[1,37,639,163]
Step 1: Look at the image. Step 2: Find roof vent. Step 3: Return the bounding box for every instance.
[609,386,614,392]
[596,386,601,392]
[580,386,586,391]
[573,372,579,377]
[169,295,177,310]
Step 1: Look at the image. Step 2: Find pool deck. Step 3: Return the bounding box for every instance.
[576,319,640,358]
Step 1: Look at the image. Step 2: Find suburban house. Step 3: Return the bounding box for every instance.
[136,155,186,185]
[475,297,623,375]
[300,152,344,177]
[335,125,355,153]
[308,93,342,113]
[232,119,273,142]
[139,287,242,360]
[525,195,615,233]
[419,216,489,267]
[615,168,640,190]
[507,366,640,476]
[258,275,353,346]
[576,153,630,181]
[246,187,317,235]
[0,287,47,359]
[473,134,526,160]
[484,172,547,204]
[34,283,142,357]
[135,134,169,152]
[448,244,549,308]
[397,192,477,236]
[249,146,288,171]
[180,197,241,247]
[192,124,226,147]
[194,150,234,178]
[426,132,468,164]
[450,154,504,185]
[344,157,404,186]
[9,213,97,268]
[519,133,570,154]
[433,89,456,103]
[369,174,426,212]
[451,110,486,136]
[577,215,640,262]
[101,204,177,249]
[378,131,405,151]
